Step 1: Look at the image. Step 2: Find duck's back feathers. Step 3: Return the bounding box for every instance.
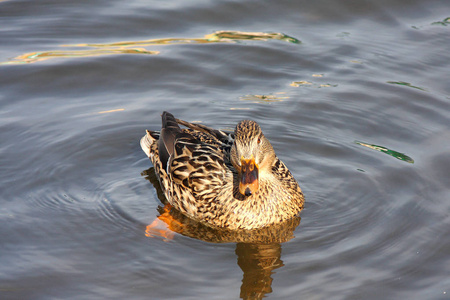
[176,117,234,146]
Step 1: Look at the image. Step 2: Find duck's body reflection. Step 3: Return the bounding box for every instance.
[142,167,301,299]
[236,243,284,299]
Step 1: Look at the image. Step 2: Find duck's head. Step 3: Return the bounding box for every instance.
[230,120,276,197]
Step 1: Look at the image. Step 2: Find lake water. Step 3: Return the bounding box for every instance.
[1,0,449,299]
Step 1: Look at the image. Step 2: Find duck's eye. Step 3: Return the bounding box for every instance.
[257,137,261,144]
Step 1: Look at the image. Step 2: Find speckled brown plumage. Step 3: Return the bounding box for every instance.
[140,111,304,230]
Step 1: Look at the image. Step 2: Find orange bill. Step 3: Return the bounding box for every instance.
[239,156,259,196]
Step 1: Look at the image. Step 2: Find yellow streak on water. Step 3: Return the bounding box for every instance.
[2,49,158,65]
[290,81,312,87]
[98,108,125,114]
[2,31,300,65]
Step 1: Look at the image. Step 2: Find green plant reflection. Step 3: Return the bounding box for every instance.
[387,81,427,91]
[355,141,414,164]
[431,17,450,26]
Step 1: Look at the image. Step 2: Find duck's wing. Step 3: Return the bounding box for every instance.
[272,158,304,198]
[169,131,229,202]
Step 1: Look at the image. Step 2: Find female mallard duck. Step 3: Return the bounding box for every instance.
[141,111,304,230]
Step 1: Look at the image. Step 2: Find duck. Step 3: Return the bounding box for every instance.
[140,111,304,230]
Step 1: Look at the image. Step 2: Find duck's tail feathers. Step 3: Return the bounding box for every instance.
[140,130,159,158]
[158,112,182,170]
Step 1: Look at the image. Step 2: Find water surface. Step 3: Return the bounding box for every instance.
[1,0,449,299]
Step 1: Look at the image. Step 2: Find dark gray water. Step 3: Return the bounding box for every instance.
[1,0,449,299]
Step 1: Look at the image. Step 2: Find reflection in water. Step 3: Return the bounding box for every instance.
[290,74,337,88]
[1,49,158,65]
[70,31,299,48]
[355,141,414,163]
[290,80,313,87]
[2,31,299,65]
[431,17,450,26]
[97,108,125,114]
[240,93,288,103]
[290,81,337,88]
[236,243,283,300]
[412,16,450,30]
[142,167,301,299]
[386,81,427,91]
[205,31,300,44]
